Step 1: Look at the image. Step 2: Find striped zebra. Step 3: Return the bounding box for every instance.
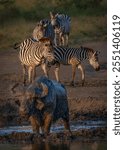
[50,12,71,46]
[19,37,55,85]
[40,19,55,44]
[48,46,100,86]
[32,19,56,46]
[32,23,45,41]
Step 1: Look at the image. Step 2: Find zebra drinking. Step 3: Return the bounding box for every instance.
[50,12,71,46]
[48,46,100,86]
[19,37,55,85]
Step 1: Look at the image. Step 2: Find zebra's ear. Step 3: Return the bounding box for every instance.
[96,51,100,55]
[43,23,48,28]
[40,20,43,25]
[37,22,42,27]
[55,13,59,17]
[50,11,54,18]
[93,51,100,56]
[80,46,83,49]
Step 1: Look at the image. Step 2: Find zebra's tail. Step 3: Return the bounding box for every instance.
[13,42,20,49]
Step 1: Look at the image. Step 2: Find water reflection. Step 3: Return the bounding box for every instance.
[25,141,106,150]
[0,141,106,150]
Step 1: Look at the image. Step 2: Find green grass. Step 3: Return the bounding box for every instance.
[0,0,107,51]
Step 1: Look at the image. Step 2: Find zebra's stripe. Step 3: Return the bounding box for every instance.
[53,46,95,65]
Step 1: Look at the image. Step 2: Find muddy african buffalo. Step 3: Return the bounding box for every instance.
[12,76,72,136]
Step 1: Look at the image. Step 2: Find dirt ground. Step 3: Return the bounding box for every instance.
[0,41,107,127]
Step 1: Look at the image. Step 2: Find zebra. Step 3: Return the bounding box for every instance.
[32,23,46,41]
[50,12,71,47]
[40,19,55,44]
[48,46,100,86]
[32,19,56,46]
[18,37,55,85]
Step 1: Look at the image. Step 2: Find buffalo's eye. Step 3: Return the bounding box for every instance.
[15,100,20,106]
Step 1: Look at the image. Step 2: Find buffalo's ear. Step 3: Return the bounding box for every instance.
[36,99,44,110]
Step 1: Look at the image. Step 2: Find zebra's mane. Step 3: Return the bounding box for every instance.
[80,46,95,59]
[39,37,52,43]
[80,46,94,52]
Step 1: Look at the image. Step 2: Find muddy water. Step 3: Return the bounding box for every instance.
[0,120,106,135]
[0,141,107,150]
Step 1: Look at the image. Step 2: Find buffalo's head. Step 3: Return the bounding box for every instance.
[11,81,49,118]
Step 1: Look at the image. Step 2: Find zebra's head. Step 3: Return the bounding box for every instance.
[32,23,46,41]
[40,20,49,29]
[50,11,58,27]
[88,50,100,71]
[39,37,55,62]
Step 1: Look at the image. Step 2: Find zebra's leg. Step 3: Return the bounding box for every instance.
[71,64,76,86]
[59,33,62,46]
[41,63,49,78]
[65,34,69,47]
[61,35,65,46]
[77,64,85,86]
[32,67,36,83]
[54,63,60,82]
[28,66,33,84]
[58,33,61,46]
[54,32,57,46]
[22,64,27,85]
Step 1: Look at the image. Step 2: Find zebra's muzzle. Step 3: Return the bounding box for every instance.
[46,54,55,62]
[95,66,100,71]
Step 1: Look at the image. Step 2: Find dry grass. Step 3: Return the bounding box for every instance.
[70,15,107,46]
[0,19,35,50]
[0,0,106,50]
[0,15,106,51]
[15,0,37,10]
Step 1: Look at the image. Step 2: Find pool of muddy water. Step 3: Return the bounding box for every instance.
[0,120,106,135]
